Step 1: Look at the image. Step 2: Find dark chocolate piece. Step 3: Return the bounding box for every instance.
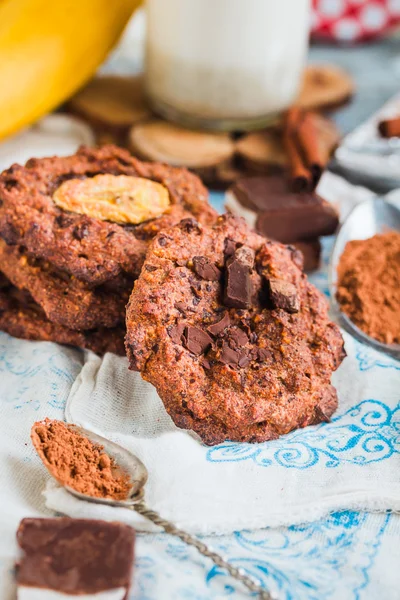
[207,313,231,336]
[179,218,201,234]
[223,246,254,309]
[167,323,186,344]
[219,344,240,366]
[257,347,272,362]
[192,256,220,281]
[231,176,339,243]
[16,517,135,595]
[175,301,187,313]
[224,237,237,259]
[227,326,249,348]
[183,326,212,355]
[238,350,251,368]
[268,279,300,314]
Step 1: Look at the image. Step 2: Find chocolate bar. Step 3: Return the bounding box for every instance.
[226,175,339,243]
[16,518,135,600]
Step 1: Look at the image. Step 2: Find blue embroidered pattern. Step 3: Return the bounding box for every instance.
[353,339,400,372]
[207,399,400,469]
[0,332,82,412]
[132,511,392,600]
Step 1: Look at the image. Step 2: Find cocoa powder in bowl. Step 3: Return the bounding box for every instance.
[31,419,132,500]
[336,231,400,345]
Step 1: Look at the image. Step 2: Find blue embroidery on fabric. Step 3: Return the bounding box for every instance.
[0,332,82,411]
[133,511,391,600]
[353,339,400,372]
[207,400,400,469]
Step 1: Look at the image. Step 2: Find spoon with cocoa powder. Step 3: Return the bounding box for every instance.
[330,196,400,359]
[31,419,274,600]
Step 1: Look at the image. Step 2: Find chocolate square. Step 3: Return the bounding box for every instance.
[230,176,339,243]
[16,518,135,598]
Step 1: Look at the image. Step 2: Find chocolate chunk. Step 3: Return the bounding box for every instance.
[267,279,300,314]
[207,313,231,336]
[223,247,254,309]
[257,347,272,361]
[219,344,240,366]
[224,238,237,258]
[145,264,158,272]
[175,302,187,314]
[249,331,258,344]
[72,224,89,240]
[238,350,251,368]
[167,323,185,344]
[192,256,220,281]
[55,214,74,229]
[201,357,211,369]
[227,326,249,348]
[183,326,212,355]
[190,284,202,298]
[230,176,339,243]
[179,218,201,234]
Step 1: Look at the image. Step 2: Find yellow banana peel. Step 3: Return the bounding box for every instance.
[0,0,141,140]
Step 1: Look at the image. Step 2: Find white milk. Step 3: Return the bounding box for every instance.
[145,0,310,130]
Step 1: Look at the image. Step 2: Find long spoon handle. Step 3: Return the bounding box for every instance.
[133,500,275,600]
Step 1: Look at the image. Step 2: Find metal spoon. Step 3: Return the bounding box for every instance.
[35,423,275,600]
[329,195,400,360]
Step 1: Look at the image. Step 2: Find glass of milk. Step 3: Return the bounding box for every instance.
[145,0,311,131]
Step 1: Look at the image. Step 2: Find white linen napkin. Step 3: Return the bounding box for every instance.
[43,327,400,535]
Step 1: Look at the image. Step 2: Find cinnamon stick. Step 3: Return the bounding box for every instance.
[295,112,325,187]
[378,117,400,138]
[284,108,312,192]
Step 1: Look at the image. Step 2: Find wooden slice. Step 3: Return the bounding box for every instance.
[235,129,287,173]
[128,120,235,170]
[297,65,354,112]
[68,75,151,132]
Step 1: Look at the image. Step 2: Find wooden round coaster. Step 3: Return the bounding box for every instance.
[129,120,235,171]
[68,75,151,132]
[297,64,354,112]
[235,129,287,173]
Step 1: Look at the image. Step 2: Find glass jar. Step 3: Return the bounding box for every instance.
[145,0,310,131]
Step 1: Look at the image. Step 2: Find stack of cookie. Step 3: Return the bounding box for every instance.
[0,144,346,444]
[0,145,216,354]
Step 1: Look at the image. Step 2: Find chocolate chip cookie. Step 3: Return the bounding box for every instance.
[0,239,128,331]
[126,214,345,445]
[0,145,216,338]
[0,275,124,355]
[0,144,216,286]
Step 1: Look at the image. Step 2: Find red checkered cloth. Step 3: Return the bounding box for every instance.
[312,0,400,42]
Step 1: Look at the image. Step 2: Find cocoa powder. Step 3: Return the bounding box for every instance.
[336,231,400,344]
[31,419,131,500]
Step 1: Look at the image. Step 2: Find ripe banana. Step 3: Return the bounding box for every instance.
[0,0,141,140]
